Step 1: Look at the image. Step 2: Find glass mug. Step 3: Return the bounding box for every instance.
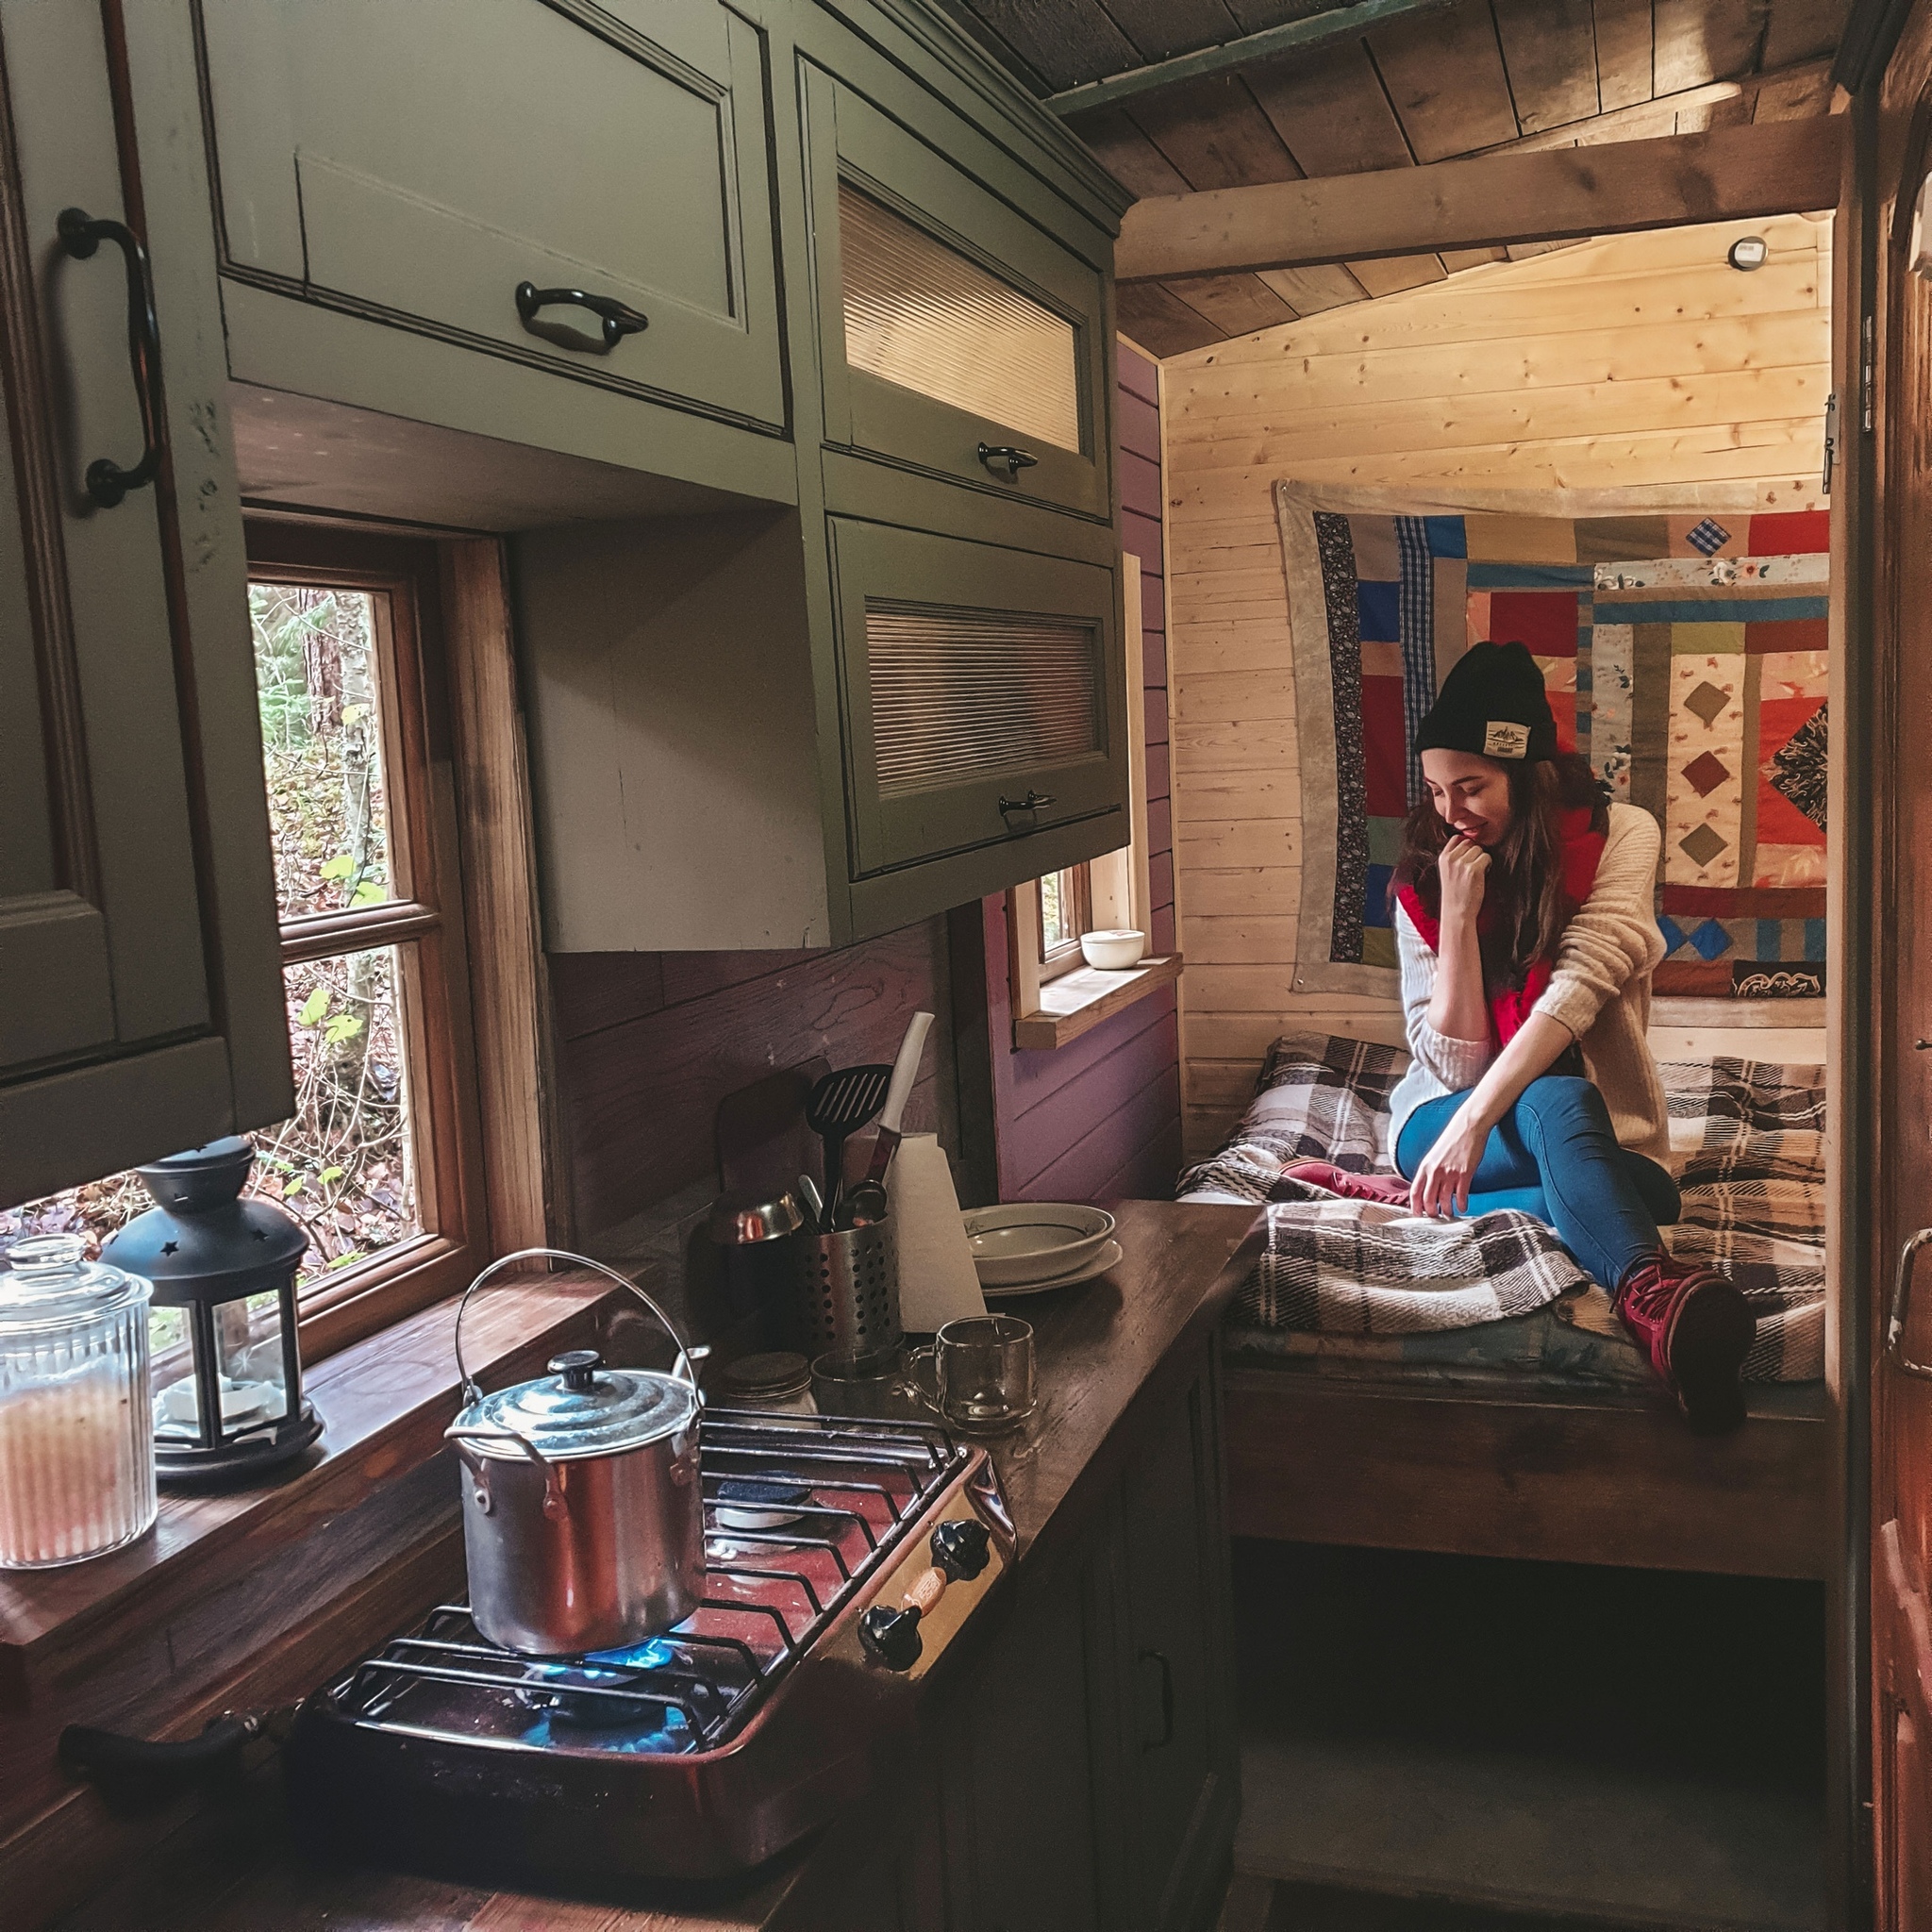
[906,1314,1036,1433]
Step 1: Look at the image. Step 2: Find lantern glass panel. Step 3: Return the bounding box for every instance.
[151,1291,290,1446]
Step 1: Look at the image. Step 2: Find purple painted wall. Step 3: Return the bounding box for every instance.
[980,341,1182,1204]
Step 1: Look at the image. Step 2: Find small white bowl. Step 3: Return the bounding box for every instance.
[1080,928,1146,971]
[962,1204,1118,1287]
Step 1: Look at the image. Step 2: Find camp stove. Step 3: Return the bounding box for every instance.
[286,1408,1012,1885]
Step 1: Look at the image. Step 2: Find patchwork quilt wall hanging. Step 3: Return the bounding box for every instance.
[1275,483,1830,1001]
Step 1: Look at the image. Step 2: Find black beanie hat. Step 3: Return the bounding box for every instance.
[1414,640,1557,764]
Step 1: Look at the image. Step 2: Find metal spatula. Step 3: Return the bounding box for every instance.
[806,1062,892,1226]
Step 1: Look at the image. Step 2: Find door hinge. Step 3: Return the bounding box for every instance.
[1824,392,1837,493]
[1861,312,1876,433]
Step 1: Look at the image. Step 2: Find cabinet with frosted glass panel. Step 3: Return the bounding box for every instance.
[799,45,1116,528]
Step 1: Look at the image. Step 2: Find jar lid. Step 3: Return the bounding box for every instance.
[719,1351,811,1399]
[0,1233,151,1333]
[454,1349,697,1460]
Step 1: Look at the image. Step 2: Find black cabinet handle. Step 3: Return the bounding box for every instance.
[515,281,649,353]
[56,207,163,508]
[977,441,1039,479]
[1140,1648,1174,1750]
[998,791,1057,821]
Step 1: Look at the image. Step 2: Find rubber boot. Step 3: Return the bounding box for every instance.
[1277,1161,1413,1207]
[1614,1250,1755,1434]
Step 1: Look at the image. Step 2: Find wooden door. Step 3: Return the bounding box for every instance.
[1874,10,1932,1926]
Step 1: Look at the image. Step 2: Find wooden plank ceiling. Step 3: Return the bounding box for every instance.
[942,0,1849,354]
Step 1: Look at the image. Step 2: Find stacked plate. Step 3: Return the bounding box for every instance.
[961,1204,1122,1299]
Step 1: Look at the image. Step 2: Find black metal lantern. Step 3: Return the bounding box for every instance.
[104,1137,323,1486]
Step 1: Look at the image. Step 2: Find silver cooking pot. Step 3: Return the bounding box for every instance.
[444,1250,705,1657]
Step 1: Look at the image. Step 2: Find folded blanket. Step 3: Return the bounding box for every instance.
[1177,1032,1825,1382]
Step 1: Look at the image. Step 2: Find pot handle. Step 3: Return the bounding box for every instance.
[445,1423,569,1521]
[452,1247,702,1404]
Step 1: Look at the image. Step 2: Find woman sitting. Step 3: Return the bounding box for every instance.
[1290,641,1754,1431]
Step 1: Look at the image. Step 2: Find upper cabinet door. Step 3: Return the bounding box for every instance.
[195,0,786,432]
[0,0,289,1203]
[804,67,1112,522]
[828,517,1127,880]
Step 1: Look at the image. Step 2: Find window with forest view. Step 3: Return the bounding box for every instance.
[1038,862,1091,974]
[3,536,486,1341]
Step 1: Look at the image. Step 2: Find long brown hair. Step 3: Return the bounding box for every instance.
[1391,751,1608,990]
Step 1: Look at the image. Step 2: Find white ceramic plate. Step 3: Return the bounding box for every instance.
[962,1203,1118,1286]
[980,1240,1124,1299]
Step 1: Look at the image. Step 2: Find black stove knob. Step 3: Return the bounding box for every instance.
[930,1516,990,1581]
[859,1604,924,1672]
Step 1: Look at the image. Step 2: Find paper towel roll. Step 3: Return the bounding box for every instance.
[887,1135,987,1333]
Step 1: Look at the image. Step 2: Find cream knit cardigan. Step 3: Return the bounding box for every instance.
[1387,802,1671,1163]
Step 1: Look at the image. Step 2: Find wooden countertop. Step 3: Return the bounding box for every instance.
[50,1200,1261,1932]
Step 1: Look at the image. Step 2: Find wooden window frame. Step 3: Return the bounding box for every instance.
[1036,861,1094,981]
[245,522,552,1360]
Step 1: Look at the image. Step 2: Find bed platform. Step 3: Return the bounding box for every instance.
[1189,1033,1831,1581]
[1223,1364,1827,1579]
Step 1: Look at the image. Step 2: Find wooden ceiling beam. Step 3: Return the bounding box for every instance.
[1114,115,1844,282]
[1044,0,1453,117]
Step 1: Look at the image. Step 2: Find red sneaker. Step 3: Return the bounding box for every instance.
[1615,1251,1755,1433]
[1277,1162,1412,1207]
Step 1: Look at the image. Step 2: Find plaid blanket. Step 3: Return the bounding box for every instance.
[1176,1032,1824,1382]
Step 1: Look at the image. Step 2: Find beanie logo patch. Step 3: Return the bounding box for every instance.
[1484,720,1531,759]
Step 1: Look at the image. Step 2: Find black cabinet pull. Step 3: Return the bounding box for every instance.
[515,280,649,353]
[56,207,163,508]
[998,791,1057,823]
[977,441,1039,479]
[1140,1648,1174,1750]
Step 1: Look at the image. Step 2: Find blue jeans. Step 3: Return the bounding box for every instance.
[1393,1075,1680,1291]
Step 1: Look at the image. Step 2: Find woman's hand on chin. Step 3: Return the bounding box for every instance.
[1437,834,1491,925]
[1408,1104,1490,1218]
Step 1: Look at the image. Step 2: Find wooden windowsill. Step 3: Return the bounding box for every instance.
[0,1269,625,1686]
[1013,953,1181,1051]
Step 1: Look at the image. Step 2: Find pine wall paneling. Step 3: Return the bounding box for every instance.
[1161,214,1834,1161]
[981,340,1183,1202]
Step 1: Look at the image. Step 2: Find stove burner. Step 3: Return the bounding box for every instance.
[713,1475,811,1531]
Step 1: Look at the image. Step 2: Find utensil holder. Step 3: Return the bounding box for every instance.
[781,1218,900,1358]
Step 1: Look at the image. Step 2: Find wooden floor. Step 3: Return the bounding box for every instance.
[1219,1874,1722,1931]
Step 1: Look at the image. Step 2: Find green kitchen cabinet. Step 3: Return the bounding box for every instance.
[800,53,1115,526]
[0,0,291,1204]
[829,517,1129,888]
[192,0,793,508]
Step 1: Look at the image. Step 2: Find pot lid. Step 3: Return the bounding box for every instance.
[0,1232,150,1333]
[457,1349,697,1459]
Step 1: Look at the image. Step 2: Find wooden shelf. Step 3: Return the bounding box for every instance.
[1013,953,1181,1051]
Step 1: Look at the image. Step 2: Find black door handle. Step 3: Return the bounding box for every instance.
[998,791,1057,822]
[514,281,649,353]
[977,441,1039,479]
[56,207,163,508]
[1140,1648,1174,1749]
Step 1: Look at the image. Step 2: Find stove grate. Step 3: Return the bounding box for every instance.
[320,1409,970,1756]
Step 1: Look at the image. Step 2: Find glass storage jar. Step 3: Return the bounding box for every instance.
[0,1233,158,1568]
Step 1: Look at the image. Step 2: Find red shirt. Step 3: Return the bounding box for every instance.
[1393,808,1606,1051]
